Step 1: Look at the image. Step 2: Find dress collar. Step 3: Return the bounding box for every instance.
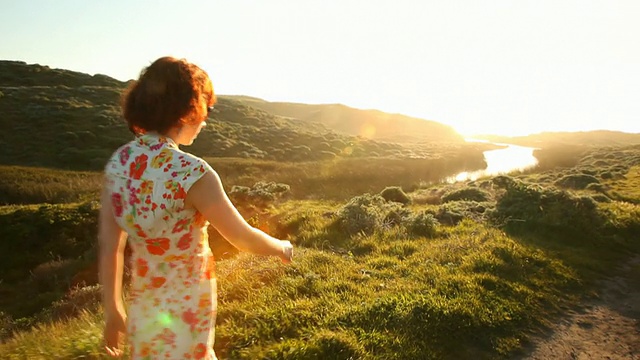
[136,132,178,149]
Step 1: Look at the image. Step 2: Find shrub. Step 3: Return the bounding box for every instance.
[379,186,411,205]
[229,181,290,208]
[490,177,604,238]
[555,174,600,190]
[382,203,412,227]
[437,201,492,225]
[600,171,613,180]
[336,194,388,235]
[407,211,439,237]
[336,193,414,235]
[586,182,605,193]
[442,187,490,203]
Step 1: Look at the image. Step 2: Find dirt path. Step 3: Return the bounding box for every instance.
[518,255,640,360]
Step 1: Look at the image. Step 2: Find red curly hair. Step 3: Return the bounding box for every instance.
[122,57,215,135]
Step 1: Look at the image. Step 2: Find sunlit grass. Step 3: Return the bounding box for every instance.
[0,165,102,205]
[606,165,640,203]
[2,144,640,359]
[1,308,111,359]
[0,221,586,359]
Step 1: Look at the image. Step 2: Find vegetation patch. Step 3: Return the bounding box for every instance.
[442,187,491,203]
[379,186,411,205]
[554,173,600,190]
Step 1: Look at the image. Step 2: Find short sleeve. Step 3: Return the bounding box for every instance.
[180,155,215,193]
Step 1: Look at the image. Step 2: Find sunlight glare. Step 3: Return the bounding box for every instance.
[360,124,377,139]
[447,143,539,183]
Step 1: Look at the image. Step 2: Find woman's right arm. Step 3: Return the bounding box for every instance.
[186,170,292,262]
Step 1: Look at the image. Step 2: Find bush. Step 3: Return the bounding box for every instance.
[229,181,290,208]
[336,194,388,235]
[434,201,492,225]
[379,186,411,205]
[586,182,605,193]
[442,187,490,203]
[407,211,439,237]
[600,171,613,180]
[490,177,604,238]
[383,204,412,227]
[336,193,414,235]
[555,174,600,190]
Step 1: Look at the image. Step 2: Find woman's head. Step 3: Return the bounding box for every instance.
[122,57,215,139]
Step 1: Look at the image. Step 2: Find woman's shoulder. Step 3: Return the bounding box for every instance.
[165,148,213,176]
[104,139,138,174]
[158,148,214,192]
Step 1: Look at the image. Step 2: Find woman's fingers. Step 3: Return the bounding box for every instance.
[104,314,126,357]
[281,241,293,263]
[105,346,122,357]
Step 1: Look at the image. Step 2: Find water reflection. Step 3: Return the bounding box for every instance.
[448,140,539,183]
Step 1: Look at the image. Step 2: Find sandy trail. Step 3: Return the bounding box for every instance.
[518,255,640,360]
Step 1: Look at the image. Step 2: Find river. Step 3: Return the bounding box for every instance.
[447,139,539,183]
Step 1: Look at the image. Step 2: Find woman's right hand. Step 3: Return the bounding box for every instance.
[281,241,293,264]
[104,309,127,357]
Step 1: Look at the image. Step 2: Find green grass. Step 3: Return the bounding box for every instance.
[0,165,102,205]
[1,144,640,359]
[606,165,640,204]
[3,198,638,359]
[0,221,583,359]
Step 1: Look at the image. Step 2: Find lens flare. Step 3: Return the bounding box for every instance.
[157,312,173,327]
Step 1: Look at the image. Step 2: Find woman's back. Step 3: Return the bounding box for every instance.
[104,132,218,359]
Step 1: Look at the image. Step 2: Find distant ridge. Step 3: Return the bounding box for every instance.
[0,60,123,88]
[0,60,468,170]
[227,96,464,143]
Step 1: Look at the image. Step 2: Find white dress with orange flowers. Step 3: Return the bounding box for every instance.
[105,133,217,360]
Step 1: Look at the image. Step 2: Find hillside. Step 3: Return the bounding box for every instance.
[0,61,477,171]
[228,95,464,143]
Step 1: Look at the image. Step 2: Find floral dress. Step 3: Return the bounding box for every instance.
[104,133,217,360]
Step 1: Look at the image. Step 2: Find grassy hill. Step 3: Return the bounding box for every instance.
[0,61,477,172]
[228,95,464,143]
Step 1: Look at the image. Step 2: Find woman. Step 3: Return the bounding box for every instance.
[99,56,293,359]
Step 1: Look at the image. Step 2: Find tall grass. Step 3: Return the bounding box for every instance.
[0,165,102,205]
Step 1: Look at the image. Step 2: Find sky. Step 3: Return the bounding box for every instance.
[1,0,638,136]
